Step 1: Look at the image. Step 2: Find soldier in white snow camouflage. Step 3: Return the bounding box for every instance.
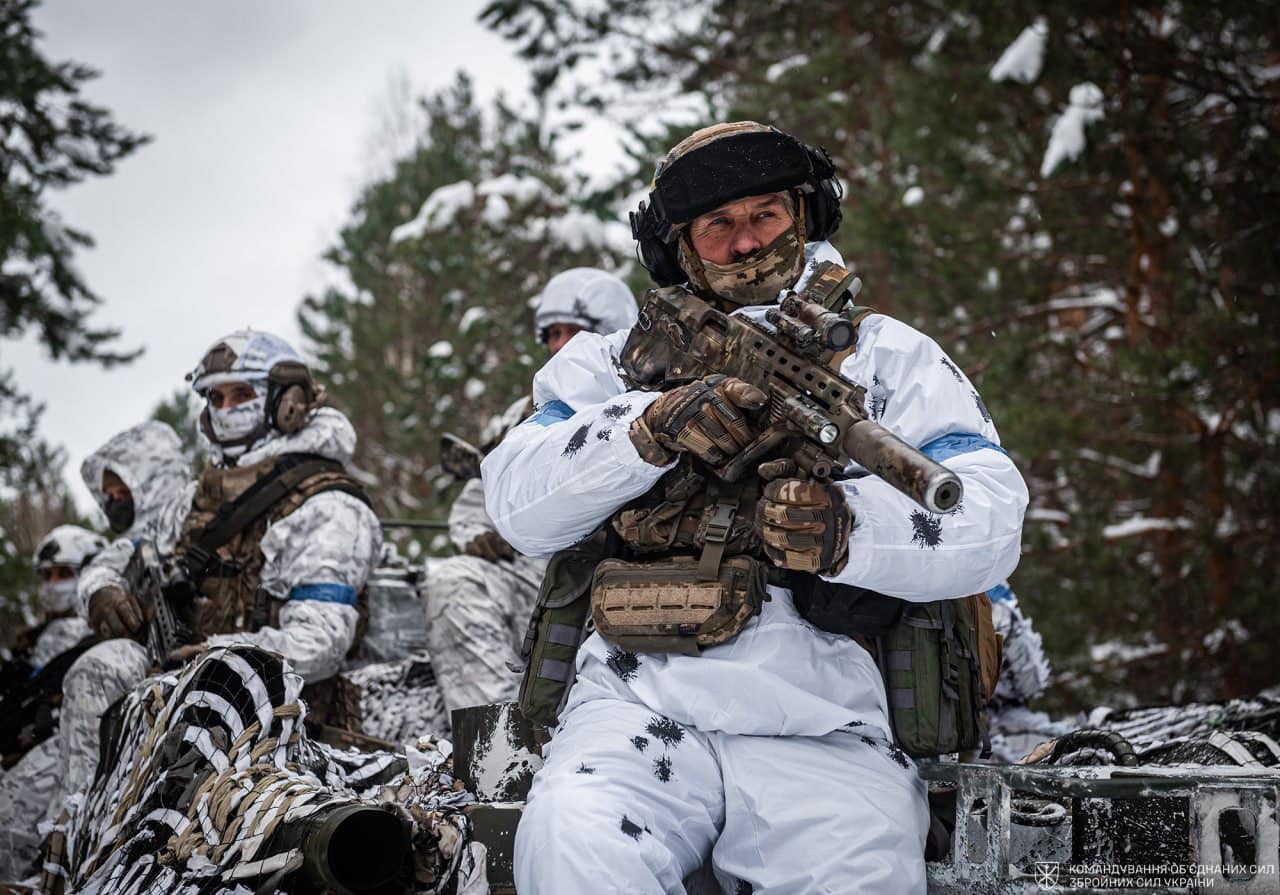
[425,268,638,719]
[75,420,191,627]
[0,525,106,880]
[51,329,381,826]
[484,123,1029,894]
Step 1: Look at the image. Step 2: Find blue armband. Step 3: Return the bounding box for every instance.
[528,400,575,426]
[920,432,1008,462]
[289,583,357,606]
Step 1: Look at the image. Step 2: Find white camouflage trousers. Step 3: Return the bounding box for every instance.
[0,735,60,880]
[57,639,151,810]
[515,695,930,895]
[424,553,546,719]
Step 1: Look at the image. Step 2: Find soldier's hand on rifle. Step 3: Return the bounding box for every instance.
[88,585,145,639]
[462,530,516,562]
[630,375,768,468]
[756,477,853,575]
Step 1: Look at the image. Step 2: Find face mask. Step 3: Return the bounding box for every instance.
[104,495,135,534]
[208,392,268,445]
[41,578,78,614]
[679,219,805,306]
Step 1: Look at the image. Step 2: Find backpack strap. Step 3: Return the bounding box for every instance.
[185,454,369,576]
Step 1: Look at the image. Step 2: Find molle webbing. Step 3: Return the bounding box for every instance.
[185,454,369,576]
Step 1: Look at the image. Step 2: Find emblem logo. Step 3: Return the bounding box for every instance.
[1034,862,1061,889]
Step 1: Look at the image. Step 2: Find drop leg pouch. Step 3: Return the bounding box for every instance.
[516,529,610,727]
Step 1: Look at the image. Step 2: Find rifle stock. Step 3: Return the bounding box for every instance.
[622,286,963,514]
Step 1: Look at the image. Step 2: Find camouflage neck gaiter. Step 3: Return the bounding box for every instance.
[678,214,806,306]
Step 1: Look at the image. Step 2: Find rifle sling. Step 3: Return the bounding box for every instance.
[185,454,368,576]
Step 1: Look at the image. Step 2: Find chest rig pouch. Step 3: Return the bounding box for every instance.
[593,456,771,654]
[177,452,371,642]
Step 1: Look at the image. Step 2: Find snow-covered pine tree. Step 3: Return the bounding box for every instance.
[299,73,634,554]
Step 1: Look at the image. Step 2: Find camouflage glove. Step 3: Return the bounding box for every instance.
[757,479,853,575]
[88,584,145,639]
[462,530,516,562]
[630,375,768,467]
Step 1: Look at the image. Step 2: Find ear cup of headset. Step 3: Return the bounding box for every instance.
[272,384,311,434]
[631,201,687,287]
[265,360,319,434]
[801,145,843,242]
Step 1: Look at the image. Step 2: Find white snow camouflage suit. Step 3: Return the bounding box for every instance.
[426,268,638,719]
[483,241,1029,894]
[75,420,192,612]
[53,407,381,827]
[985,580,1059,762]
[0,526,105,880]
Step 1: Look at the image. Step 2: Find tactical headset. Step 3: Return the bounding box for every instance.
[193,348,326,445]
[630,127,844,287]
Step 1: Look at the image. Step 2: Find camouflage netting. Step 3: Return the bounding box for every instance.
[38,645,476,895]
[347,654,449,743]
[1039,695,1280,769]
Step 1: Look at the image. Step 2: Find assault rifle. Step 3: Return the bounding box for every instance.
[621,266,963,514]
[124,540,197,666]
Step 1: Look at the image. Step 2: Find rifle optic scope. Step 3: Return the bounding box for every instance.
[778,296,855,351]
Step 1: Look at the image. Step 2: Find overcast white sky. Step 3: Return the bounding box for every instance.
[4,1,593,512]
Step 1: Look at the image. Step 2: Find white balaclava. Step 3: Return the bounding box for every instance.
[34,525,107,613]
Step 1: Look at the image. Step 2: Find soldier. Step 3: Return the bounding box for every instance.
[58,329,381,810]
[483,122,1029,893]
[14,526,107,675]
[0,525,105,879]
[426,268,637,718]
[75,420,192,626]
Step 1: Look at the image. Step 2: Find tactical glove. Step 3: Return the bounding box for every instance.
[462,530,516,562]
[630,375,768,468]
[757,478,853,575]
[88,584,145,639]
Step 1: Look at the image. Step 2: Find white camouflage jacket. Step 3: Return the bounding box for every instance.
[84,409,381,683]
[482,241,1029,738]
[77,421,192,614]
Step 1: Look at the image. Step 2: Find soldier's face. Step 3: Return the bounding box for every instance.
[686,192,794,265]
[544,323,584,356]
[102,469,132,503]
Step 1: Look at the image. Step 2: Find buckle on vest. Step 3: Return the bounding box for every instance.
[697,496,739,581]
[704,501,736,545]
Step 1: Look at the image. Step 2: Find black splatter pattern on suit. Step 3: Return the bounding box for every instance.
[563,424,591,457]
[910,510,943,549]
[606,647,640,682]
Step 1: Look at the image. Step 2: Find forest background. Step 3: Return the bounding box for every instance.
[3,0,1276,713]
